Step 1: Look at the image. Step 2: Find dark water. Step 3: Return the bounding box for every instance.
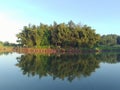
[0,52,120,90]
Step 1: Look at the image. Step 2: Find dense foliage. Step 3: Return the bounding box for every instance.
[16,21,100,48]
[99,34,120,46]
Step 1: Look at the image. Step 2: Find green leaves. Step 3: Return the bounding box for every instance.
[16,21,100,48]
[99,34,119,46]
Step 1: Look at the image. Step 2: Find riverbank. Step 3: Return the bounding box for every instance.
[0,47,13,52]
[12,47,100,54]
[1,46,120,54]
[98,45,120,52]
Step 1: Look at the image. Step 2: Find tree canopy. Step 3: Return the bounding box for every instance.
[99,34,120,46]
[16,21,100,48]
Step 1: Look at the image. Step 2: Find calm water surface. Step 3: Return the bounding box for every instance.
[0,52,120,90]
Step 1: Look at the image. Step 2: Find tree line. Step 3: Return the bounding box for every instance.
[1,21,120,48]
[0,41,16,47]
[99,34,120,46]
[16,21,100,48]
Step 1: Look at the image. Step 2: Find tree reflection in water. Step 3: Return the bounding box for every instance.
[16,53,120,82]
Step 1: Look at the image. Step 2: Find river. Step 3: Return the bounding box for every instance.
[0,52,120,90]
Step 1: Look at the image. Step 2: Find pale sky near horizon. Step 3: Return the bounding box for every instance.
[0,0,120,43]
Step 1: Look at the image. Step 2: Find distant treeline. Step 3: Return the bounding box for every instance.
[0,41,16,47]
[99,34,120,46]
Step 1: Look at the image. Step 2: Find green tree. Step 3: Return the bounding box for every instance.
[99,34,118,46]
[16,21,100,48]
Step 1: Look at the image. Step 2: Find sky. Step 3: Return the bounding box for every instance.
[0,0,120,43]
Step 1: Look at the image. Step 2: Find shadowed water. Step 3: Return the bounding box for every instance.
[0,52,120,90]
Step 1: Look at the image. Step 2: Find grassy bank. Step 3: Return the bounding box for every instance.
[0,47,13,52]
[12,47,100,54]
[1,45,120,54]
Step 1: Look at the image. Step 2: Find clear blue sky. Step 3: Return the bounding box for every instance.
[0,0,120,43]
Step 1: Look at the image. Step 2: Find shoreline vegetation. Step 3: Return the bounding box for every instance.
[0,47,13,52]
[0,47,99,54]
[13,47,99,54]
[1,20,120,54]
[1,46,120,55]
[16,21,100,49]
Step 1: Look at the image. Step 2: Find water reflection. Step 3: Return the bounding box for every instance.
[97,53,120,63]
[16,53,120,82]
[0,52,13,56]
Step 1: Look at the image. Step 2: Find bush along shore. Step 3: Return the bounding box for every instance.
[16,21,100,49]
[1,21,120,54]
[1,46,120,54]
